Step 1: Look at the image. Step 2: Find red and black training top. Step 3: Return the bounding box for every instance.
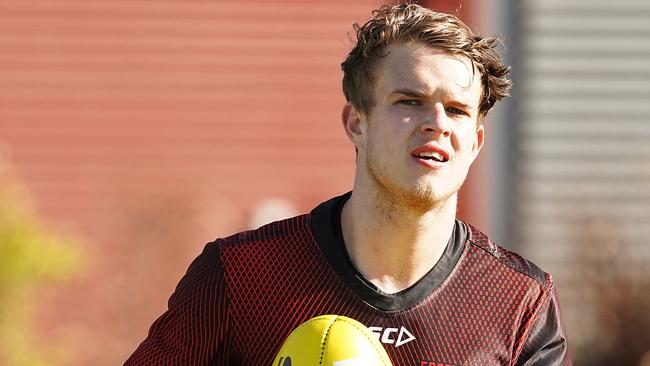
[125,193,571,365]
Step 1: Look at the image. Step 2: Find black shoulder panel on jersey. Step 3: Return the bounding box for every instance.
[465,223,548,285]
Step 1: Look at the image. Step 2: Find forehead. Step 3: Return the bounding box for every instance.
[373,42,481,102]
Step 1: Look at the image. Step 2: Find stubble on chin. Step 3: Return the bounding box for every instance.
[365,155,454,215]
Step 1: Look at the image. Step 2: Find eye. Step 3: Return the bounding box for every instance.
[446,106,468,116]
[397,99,421,106]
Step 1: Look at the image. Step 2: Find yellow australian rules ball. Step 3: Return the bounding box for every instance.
[272,314,393,366]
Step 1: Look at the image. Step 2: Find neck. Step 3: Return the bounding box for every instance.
[341,187,457,294]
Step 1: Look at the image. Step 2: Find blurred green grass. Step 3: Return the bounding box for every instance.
[0,165,82,366]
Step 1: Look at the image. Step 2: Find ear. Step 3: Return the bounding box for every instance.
[472,123,485,160]
[341,103,366,149]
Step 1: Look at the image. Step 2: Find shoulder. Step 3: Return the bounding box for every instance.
[182,213,314,282]
[211,213,321,276]
[462,221,552,289]
[215,213,313,252]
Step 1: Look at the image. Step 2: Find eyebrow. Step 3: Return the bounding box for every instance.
[391,88,428,98]
[391,88,474,110]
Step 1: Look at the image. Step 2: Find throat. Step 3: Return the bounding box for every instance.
[366,269,423,295]
[340,189,458,294]
[352,239,446,294]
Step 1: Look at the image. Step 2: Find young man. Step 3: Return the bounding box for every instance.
[126,4,570,365]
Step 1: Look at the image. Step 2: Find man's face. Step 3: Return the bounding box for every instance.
[344,42,484,211]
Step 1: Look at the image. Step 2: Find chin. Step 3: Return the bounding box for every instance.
[380,179,455,213]
[405,184,454,212]
[365,159,459,212]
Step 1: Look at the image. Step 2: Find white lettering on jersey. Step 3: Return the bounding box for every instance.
[368,326,416,347]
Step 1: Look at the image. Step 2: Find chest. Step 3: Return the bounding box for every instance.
[226,278,526,366]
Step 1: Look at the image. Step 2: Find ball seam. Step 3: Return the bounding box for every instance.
[337,317,390,366]
[319,316,338,365]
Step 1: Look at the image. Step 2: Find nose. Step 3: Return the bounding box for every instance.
[420,102,451,137]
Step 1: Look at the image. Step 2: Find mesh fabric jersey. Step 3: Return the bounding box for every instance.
[125,193,570,365]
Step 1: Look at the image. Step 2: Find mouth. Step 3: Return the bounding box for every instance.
[412,151,447,163]
[410,145,450,164]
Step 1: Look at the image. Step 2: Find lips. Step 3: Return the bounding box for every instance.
[410,144,450,163]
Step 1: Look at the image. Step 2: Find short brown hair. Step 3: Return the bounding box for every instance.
[341,4,511,117]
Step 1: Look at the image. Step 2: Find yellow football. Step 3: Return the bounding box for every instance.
[272,314,393,366]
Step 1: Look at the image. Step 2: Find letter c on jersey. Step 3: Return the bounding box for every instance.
[381,328,397,344]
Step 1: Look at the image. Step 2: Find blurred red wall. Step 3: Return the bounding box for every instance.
[0,1,481,364]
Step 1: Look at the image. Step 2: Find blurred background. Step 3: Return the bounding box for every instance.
[1,0,649,365]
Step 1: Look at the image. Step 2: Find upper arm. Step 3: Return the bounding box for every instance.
[124,242,232,365]
[514,285,572,366]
